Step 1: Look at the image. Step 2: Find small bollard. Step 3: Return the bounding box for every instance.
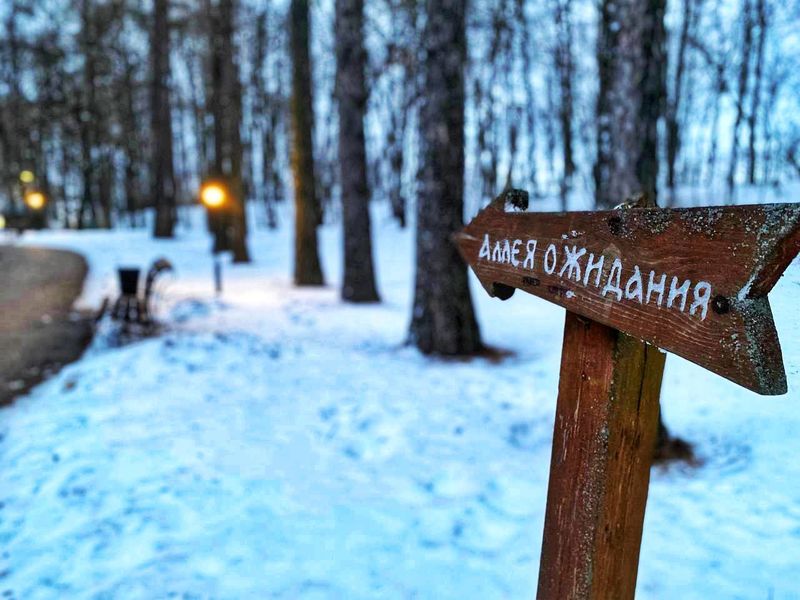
[214,255,223,295]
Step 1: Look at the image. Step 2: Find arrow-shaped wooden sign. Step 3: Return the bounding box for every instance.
[455,191,800,395]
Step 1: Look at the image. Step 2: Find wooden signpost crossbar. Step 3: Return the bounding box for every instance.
[455,189,800,599]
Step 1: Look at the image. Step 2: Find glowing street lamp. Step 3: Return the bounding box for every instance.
[25,190,47,211]
[200,181,227,210]
[199,178,229,295]
[19,170,35,184]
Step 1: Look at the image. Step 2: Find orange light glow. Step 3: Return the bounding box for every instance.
[200,182,227,209]
[25,191,46,210]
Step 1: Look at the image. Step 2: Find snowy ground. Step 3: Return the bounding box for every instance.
[2,202,800,599]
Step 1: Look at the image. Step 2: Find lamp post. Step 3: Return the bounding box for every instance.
[24,189,47,230]
[200,179,228,295]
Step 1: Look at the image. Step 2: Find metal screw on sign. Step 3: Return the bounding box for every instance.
[454,189,800,600]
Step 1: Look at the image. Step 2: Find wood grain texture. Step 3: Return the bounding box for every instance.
[537,312,664,600]
[455,192,800,394]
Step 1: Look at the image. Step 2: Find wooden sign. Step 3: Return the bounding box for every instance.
[455,191,800,395]
[455,190,800,600]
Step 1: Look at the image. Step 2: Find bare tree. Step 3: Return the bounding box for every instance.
[381,0,419,228]
[252,8,282,229]
[553,0,575,208]
[638,0,667,200]
[594,0,666,207]
[5,0,799,241]
[0,1,26,213]
[335,0,379,302]
[77,0,99,228]
[726,0,754,200]
[594,0,688,460]
[747,0,767,185]
[472,2,511,207]
[209,0,250,262]
[289,0,324,285]
[385,74,412,228]
[119,48,145,227]
[666,0,697,201]
[516,0,540,198]
[409,0,482,355]
[150,0,177,238]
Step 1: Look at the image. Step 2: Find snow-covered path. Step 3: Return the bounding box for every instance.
[2,208,800,599]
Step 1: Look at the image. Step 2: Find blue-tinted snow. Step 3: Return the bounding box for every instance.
[1,201,799,599]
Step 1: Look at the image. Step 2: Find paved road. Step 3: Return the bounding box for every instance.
[0,245,92,405]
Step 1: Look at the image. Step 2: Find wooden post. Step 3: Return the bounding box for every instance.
[537,311,665,600]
